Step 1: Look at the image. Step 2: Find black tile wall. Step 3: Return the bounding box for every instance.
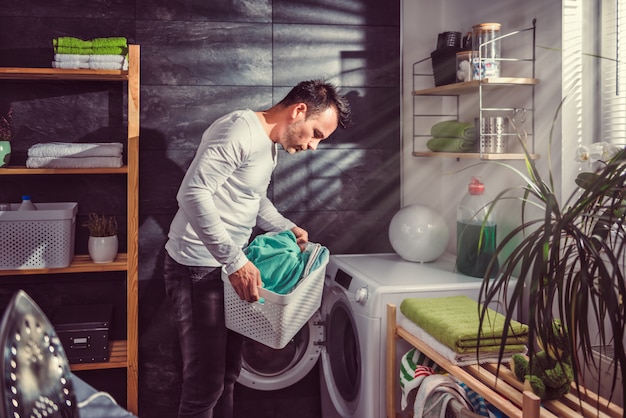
[137,21,273,86]
[273,0,400,26]
[136,0,272,22]
[0,0,400,416]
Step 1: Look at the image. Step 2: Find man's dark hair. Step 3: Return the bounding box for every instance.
[278,80,352,129]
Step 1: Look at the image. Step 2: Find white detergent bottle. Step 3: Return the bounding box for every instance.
[456,177,498,278]
[17,195,37,211]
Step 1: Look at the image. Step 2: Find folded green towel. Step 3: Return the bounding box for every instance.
[53,37,128,56]
[426,137,475,152]
[430,120,476,140]
[91,37,128,48]
[53,37,92,48]
[400,295,528,354]
[92,46,127,55]
[53,46,92,55]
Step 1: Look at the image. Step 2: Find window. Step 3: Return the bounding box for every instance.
[601,0,626,145]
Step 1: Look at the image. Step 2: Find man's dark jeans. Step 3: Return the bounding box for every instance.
[164,253,243,418]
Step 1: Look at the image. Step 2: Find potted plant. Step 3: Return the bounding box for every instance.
[84,212,118,263]
[476,124,626,407]
[0,108,12,167]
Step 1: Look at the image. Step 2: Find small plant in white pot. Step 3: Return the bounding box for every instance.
[84,212,118,263]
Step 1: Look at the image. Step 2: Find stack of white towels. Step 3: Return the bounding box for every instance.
[26,142,123,168]
[52,37,128,70]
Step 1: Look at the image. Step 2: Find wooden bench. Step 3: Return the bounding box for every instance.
[386,304,624,418]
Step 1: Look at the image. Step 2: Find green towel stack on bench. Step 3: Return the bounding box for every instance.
[400,295,527,355]
[52,37,128,70]
[426,120,476,152]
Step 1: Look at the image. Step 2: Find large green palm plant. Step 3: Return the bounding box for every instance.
[478,141,626,405]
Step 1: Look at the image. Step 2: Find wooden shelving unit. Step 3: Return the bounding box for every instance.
[0,45,140,415]
[386,304,624,418]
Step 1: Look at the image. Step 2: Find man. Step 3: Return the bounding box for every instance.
[164,80,351,418]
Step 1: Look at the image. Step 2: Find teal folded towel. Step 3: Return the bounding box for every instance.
[400,295,528,354]
[430,120,476,140]
[426,137,475,152]
[244,230,328,295]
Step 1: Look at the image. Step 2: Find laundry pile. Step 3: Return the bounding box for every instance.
[52,37,128,70]
[399,295,528,365]
[244,230,329,295]
[26,142,124,168]
[399,348,492,418]
[426,120,476,152]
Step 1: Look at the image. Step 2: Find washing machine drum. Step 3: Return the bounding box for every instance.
[237,310,323,391]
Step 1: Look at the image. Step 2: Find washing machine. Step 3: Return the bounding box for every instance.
[319,252,490,418]
[237,310,324,391]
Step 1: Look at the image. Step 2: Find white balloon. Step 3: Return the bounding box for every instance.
[388,204,450,262]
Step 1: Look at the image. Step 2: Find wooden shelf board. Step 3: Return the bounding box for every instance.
[412,151,540,160]
[0,166,129,174]
[413,77,539,96]
[70,340,128,371]
[0,67,128,81]
[0,254,128,276]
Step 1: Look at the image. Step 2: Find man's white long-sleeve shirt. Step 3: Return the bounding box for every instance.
[165,109,296,275]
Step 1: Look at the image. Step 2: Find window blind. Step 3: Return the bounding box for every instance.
[601,0,626,145]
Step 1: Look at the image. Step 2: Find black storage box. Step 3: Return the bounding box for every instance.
[431,46,463,86]
[53,304,112,364]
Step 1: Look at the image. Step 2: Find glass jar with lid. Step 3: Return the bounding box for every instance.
[471,22,501,79]
[456,50,474,82]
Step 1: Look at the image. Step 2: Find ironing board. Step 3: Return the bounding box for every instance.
[386,303,624,418]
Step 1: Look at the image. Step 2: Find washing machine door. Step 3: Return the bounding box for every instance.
[319,284,361,416]
[237,310,323,390]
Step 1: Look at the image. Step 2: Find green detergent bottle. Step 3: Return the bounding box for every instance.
[456,177,498,278]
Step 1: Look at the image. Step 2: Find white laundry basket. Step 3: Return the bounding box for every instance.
[0,202,78,270]
[222,251,327,349]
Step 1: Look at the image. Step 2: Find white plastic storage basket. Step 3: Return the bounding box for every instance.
[0,202,78,270]
[222,254,327,349]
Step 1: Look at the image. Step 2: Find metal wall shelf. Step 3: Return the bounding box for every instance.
[412,20,538,161]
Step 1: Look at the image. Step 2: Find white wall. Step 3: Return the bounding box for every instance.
[401,0,563,255]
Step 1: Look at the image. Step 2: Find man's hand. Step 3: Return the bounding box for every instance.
[291,226,309,251]
[228,261,262,302]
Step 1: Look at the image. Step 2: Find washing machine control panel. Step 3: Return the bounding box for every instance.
[334,268,353,290]
[334,268,369,304]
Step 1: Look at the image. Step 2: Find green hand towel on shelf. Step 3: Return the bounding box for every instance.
[92,46,128,55]
[91,37,128,48]
[53,37,93,48]
[426,137,475,152]
[400,295,528,354]
[430,120,476,140]
[53,46,92,55]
